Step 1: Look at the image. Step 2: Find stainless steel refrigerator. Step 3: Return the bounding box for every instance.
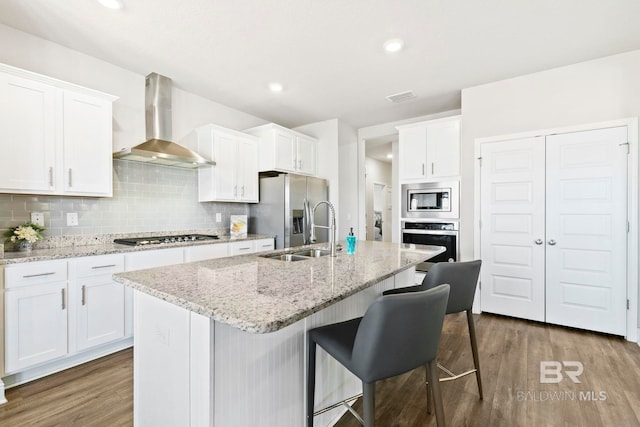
[249,172,329,249]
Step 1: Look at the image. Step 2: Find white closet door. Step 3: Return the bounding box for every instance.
[480,137,546,321]
[545,126,628,335]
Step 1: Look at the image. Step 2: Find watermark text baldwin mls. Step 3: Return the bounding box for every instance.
[515,361,608,402]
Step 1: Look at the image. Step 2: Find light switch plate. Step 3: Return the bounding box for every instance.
[67,212,78,226]
[31,212,45,227]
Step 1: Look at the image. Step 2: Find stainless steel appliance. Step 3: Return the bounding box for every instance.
[114,234,219,246]
[249,172,329,249]
[401,180,459,219]
[402,221,458,271]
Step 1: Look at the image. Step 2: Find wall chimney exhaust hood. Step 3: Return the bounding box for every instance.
[113,73,215,168]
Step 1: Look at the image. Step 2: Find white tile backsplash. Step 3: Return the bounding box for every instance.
[1,159,249,249]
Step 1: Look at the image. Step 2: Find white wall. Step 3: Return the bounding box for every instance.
[0,23,267,154]
[337,122,359,241]
[461,49,640,331]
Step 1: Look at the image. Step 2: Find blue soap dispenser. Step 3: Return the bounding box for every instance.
[346,227,357,254]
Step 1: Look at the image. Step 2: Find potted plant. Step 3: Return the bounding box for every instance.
[4,222,45,252]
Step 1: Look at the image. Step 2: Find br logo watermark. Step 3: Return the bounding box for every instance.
[515,361,607,402]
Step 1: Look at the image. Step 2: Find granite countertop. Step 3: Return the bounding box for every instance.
[113,241,445,334]
[0,234,273,265]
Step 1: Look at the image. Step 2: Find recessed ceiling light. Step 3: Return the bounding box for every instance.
[269,82,283,93]
[383,38,404,53]
[386,153,393,159]
[97,0,124,9]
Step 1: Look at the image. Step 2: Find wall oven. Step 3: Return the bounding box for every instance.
[401,180,459,219]
[402,221,458,272]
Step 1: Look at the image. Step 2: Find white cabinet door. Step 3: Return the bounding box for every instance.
[213,131,238,201]
[237,137,258,202]
[76,276,125,351]
[398,126,428,180]
[545,127,628,335]
[274,129,296,171]
[426,119,460,178]
[5,283,68,373]
[62,90,113,196]
[296,134,316,176]
[0,72,57,193]
[480,137,546,321]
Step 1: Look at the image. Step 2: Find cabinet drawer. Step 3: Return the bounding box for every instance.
[254,238,275,253]
[72,254,125,278]
[228,240,256,256]
[5,260,67,288]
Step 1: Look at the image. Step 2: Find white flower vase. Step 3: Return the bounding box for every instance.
[17,241,33,252]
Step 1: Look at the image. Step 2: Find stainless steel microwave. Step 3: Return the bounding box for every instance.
[401,181,459,219]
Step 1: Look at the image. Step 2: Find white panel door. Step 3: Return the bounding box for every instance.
[0,72,57,193]
[545,127,628,335]
[480,137,546,321]
[62,90,113,196]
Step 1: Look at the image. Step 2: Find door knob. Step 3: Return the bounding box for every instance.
[548,239,556,246]
[534,239,543,245]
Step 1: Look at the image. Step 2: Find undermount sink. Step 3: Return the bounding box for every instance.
[263,254,309,262]
[292,249,331,258]
[260,248,332,262]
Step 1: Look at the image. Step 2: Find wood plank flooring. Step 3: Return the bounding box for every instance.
[0,314,639,426]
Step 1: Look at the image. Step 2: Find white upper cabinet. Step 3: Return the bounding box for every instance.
[0,63,117,197]
[197,124,259,203]
[244,123,317,176]
[397,116,460,182]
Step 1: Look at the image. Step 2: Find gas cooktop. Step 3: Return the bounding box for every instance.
[114,234,219,246]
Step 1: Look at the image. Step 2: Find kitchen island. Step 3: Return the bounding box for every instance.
[113,241,444,427]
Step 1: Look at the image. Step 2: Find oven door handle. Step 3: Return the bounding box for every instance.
[402,229,458,236]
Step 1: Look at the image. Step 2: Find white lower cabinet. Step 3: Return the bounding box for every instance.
[70,255,125,352]
[5,282,68,373]
[184,243,228,263]
[254,238,275,253]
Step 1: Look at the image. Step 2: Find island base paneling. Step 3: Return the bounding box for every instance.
[133,274,409,426]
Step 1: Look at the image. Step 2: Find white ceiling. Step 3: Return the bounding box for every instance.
[1,0,640,129]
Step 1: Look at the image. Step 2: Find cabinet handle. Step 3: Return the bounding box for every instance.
[239,247,251,251]
[234,185,237,196]
[81,285,86,306]
[61,288,66,310]
[298,159,302,169]
[49,166,54,186]
[534,239,543,245]
[68,169,73,187]
[23,272,55,279]
[431,162,434,175]
[422,163,425,176]
[241,185,245,197]
[91,264,117,269]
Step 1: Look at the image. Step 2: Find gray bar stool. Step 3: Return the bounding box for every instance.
[307,284,450,427]
[384,260,483,403]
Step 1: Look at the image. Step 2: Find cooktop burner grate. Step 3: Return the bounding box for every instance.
[114,234,219,246]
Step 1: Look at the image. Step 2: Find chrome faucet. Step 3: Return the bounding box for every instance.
[310,201,337,257]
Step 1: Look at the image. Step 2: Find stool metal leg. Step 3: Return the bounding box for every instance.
[466,310,483,400]
[362,381,375,426]
[307,339,317,427]
[425,364,433,414]
[428,361,446,427]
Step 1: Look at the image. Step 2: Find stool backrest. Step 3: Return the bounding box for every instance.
[351,284,450,383]
[423,260,481,314]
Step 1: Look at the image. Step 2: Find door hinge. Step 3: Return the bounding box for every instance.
[627,299,630,310]
[628,221,630,233]
[477,156,483,167]
[479,219,482,229]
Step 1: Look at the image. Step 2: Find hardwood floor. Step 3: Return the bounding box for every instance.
[1,314,639,427]
[0,348,133,426]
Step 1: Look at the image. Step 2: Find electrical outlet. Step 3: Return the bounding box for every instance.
[31,212,45,227]
[67,212,79,226]
[216,213,222,223]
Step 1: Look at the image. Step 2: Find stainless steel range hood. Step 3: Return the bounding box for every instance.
[113,73,215,168]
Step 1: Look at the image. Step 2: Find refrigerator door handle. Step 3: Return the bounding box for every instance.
[302,198,308,244]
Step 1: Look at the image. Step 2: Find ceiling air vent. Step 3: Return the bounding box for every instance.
[386,90,416,103]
